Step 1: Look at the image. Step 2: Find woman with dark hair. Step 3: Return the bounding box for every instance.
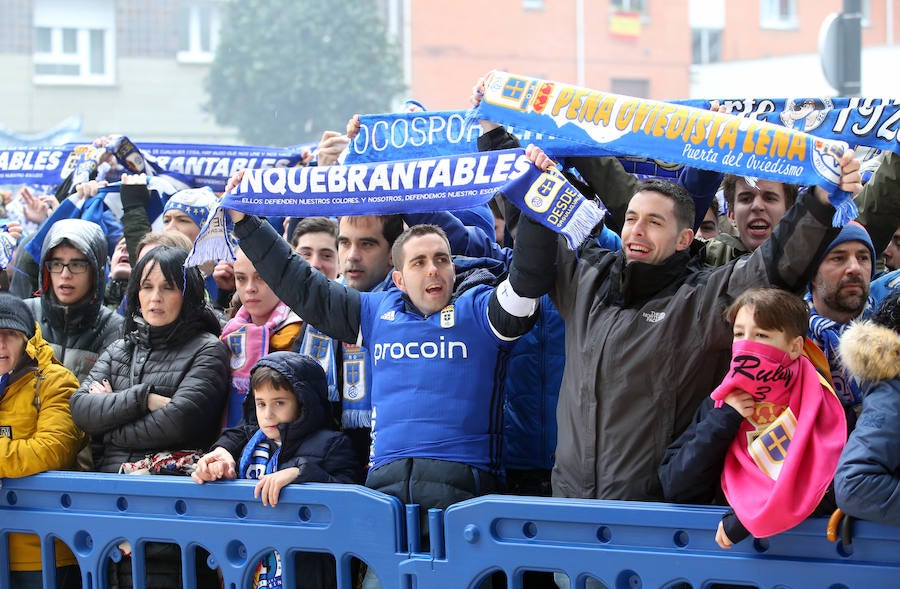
[69,246,229,588]
[834,290,900,524]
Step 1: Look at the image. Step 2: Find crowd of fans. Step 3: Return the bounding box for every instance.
[0,84,898,589]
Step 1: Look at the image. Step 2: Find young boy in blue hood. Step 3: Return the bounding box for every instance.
[193,351,361,588]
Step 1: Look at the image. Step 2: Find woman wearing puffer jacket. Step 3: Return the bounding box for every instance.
[834,290,900,524]
[70,246,229,589]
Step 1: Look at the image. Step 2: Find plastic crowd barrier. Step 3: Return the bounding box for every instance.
[1,472,898,588]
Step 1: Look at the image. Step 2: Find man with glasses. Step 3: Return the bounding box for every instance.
[24,219,123,384]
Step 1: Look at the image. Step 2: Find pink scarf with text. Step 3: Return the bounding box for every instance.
[711,339,846,538]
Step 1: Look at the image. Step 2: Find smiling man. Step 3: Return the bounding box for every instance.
[501,143,861,505]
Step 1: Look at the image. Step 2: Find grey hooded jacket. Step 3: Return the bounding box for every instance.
[25,218,124,382]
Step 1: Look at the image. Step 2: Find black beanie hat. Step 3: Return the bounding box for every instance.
[0,293,36,338]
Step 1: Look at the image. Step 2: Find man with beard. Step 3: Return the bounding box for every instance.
[808,222,877,414]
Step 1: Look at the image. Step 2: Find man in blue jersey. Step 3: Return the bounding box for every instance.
[225,209,540,550]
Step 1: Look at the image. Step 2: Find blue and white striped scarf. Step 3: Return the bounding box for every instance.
[344,99,899,166]
[807,297,874,408]
[238,428,281,481]
[470,71,860,225]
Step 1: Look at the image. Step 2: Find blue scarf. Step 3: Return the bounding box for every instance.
[0,229,17,271]
[345,109,557,164]
[470,71,860,225]
[238,428,281,481]
[186,149,607,267]
[141,142,310,192]
[0,140,309,190]
[295,273,395,430]
[239,429,285,588]
[678,97,900,155]
[343,99,900,167]
[296,326,339,404]
[806,296,874,408]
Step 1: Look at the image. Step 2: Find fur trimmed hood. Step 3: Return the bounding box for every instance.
[838,320,900,383]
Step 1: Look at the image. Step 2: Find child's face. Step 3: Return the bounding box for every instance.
[732,306,804,360]
[253,383,301,442]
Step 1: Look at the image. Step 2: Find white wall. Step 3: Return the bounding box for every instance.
[690,44,900,98]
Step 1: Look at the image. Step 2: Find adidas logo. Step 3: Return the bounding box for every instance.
[380,310,396,321]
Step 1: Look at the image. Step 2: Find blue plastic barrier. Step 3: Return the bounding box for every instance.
[416,495,900,588]
[2,472,899,588]
[0,472,408,589]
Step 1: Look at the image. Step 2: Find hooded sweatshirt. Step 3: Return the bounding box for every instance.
[25,218,124,382]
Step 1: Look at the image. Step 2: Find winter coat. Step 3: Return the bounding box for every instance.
[509,188,841,502]
[69,313,229,473]
[701,232,751,268]
[0,325,85,571]
[216,352,359,589]
[834,320,900,524]
[217,351,361,485]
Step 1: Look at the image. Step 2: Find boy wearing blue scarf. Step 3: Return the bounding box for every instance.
[192,352,361,588]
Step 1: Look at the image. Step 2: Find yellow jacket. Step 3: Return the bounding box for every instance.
[0,324,85,571]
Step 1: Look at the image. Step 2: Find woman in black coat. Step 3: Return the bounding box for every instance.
[70,245,229,589]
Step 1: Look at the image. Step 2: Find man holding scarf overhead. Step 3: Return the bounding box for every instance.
[466,72,862,508]
[499,140,861,504]
[222,206,541,570]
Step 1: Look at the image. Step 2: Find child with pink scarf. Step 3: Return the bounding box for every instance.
[659,287,847,548]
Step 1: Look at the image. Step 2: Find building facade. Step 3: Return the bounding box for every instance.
[0,0,897,144]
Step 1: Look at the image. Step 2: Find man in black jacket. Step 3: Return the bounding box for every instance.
[502,142,861,505]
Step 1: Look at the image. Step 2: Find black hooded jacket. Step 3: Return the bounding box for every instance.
[214,352,362,485]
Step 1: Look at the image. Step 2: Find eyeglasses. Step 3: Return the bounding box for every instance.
[46,260,91,274]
